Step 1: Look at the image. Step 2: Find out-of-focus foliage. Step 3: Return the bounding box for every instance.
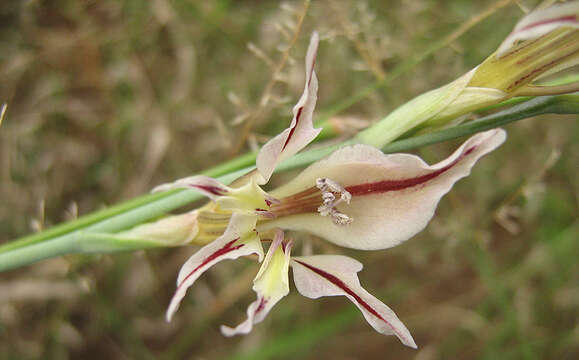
[0,1,577,359]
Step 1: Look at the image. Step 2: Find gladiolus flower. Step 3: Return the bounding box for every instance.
[151,32,507,348]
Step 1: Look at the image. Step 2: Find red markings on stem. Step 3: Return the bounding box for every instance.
[176,238,243,292]
[346,146,476,196]
[295,260,407,341]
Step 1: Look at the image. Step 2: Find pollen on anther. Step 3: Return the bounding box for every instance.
[315,177,353,226]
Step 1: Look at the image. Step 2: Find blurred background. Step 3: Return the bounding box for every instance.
[0,0,577,359]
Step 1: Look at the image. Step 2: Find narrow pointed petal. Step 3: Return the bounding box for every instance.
[256,32,322,184]
[221,230,292,336]
[220,297,265,336]
[264,129,506,250]
[154,174,276,216]
[153,175,230,200]
[497,2,579,57]
[291,255,417,348]
[166,214,263,322]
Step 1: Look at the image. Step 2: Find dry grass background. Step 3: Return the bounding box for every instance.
[0,0,578,359]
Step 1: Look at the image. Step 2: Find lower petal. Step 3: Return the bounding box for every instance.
[291,255,417,348]
[221,230,292,336]
[166,214,263,322]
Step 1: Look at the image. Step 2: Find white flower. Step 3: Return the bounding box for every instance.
[155,32,506,348]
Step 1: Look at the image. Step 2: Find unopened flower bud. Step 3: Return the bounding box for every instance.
[358,3,579,148]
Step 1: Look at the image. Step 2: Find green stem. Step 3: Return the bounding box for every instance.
[0,94,577,271]
[377,94,579,153]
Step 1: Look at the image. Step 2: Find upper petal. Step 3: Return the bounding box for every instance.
[291,255,416,348]
[263,129,506,250]
[153,175,230,200]
[153,175,275,216]
[255,32,322,184]
[166,214,263,322]
[497,2,579,57]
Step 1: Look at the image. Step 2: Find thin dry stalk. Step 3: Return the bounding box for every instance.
[328,0,386,80]
[443,0,514,45]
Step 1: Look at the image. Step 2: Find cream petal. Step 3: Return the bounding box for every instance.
[221,230,292,336]
[291,255,417,348]
[166,214,263,322]
[255,32,322,184]
[220,296,263,336]
[264,129,506,250]
[497,2,579,57]
[152,175,229,200]
[154,174,275,216]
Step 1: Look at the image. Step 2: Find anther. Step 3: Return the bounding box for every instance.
[331,211,353,225]
[316,178,353,226]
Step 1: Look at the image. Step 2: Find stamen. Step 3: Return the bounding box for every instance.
[316,178,353,225]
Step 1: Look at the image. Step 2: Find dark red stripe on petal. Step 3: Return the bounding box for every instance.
[346,146,476,196]
[255,297,268,314]
[281,42,317,152]
[176,238,243,292]
[191,184,227,196]
[518,15,578,32]
[281,107,304,151]
[295,260,407,341]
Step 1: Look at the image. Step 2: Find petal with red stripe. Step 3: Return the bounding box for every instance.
[221,230,292,336]
[264,129,506,250]
[153,175,229,200]
[166,214,263,322]
[255,32,322,184]
[291,255,417,348]
[497,2,579,57]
